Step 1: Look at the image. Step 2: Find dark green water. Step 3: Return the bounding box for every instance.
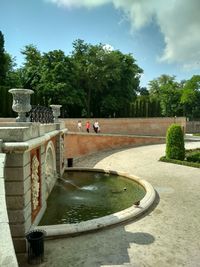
[39,171,146,225]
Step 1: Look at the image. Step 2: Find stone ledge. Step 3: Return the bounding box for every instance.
[0,153,18,266]
[0,223,18,267]
[2,128,68,153]
[0,122,67,142]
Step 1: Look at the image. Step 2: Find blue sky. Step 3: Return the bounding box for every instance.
[0,0,200,87]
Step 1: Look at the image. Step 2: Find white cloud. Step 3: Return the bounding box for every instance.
[47,0,200,69]
[103,44,114,52]
[46,0,110,8]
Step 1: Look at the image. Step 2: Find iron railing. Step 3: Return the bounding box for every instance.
[28,105,54,123]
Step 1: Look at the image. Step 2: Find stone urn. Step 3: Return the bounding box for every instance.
[9,88,34,122]
[50,105,62,123]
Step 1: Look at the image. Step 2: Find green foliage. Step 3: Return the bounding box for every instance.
[2,30,200,119]
[71,39,143,117]
[148,75,183,117]
[181,75,200,118]
[160,156,200,169]
[0,86,14,117]
[19,39,143,118]
[0,31,7,85]
[166,124,185,160]
[130,96,161,117]
[186,151,200,163]
[148,74,200,118]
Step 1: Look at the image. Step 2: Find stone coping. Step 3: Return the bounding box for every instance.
[0,153,18,267]
[66,131,166,139]
[2,128,68,153]
[36,168,155,238]
[0,122,67,142]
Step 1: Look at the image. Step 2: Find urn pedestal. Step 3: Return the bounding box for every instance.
[50,105,62,123]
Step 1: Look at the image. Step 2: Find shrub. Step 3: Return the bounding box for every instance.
[160,156,200,168]
[166,124,185,160]
[186,152,200,163]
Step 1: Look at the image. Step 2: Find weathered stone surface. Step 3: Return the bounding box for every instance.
[8,202,31,223]
[5,163,30,181]
[10,215,31,237]
[5,176,31,196]
[40,144,46,154]
[0,122,66,143]
[0,194,8,223]
[6,189,31,209]
[5,152,30,167]
[0,224,18,267]
[0,178,5,195]
[0,121,67,262]
[12,237,27,253]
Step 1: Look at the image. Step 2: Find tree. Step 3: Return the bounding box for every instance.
[38,50,84,116]
[20,44,42,89]
[0,31,7,85]
[180,75,200,118]
[72,39,143,117]
[148,75,182,117]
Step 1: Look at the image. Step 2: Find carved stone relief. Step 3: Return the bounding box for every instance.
[45,141,57,199]
[60,134,64,167]
[31,154,40,211]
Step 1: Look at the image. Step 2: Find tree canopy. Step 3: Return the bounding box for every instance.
[19,39,143,117]
[1,30,200,119]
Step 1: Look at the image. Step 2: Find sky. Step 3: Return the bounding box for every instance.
[0,0,200,87]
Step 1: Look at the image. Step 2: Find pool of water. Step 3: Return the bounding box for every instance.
[39,170,146,225]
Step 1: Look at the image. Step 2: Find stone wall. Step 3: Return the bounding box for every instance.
[186,121,200,133]
[65,133,165,159]
[0,152,18,267]
[62,117,186,136]
[0,122,67,262]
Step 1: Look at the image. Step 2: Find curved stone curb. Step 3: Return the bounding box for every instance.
[36,168,155,238]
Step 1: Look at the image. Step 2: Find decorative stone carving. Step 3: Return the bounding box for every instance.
[9,88,34,122]
[31,155,40,211]
[50,105,62,123]
[45,141,57,199]
[60,134,64,167]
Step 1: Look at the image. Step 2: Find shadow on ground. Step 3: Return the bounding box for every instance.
[21,229,155,267]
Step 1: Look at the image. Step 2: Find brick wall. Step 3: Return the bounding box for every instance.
[62,117,186,136]
[65,133,165,159]
[186,121,200,133]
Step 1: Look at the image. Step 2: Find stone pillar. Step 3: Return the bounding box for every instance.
[50,105,62,123]
[55,133,65,177]
[5,151,32,253]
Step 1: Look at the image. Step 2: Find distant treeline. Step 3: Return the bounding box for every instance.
[0,30,199,119]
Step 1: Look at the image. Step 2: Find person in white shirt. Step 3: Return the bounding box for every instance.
[93,120,100,133]
[77,120,82,131]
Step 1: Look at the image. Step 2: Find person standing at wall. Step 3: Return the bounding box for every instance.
[93,120,100,133]
[86,121,90,133]
[77,120,82,132]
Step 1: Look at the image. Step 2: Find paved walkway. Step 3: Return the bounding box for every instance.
[23,142,200,267]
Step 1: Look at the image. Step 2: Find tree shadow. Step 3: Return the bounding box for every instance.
[25,229,155,267]
[20,191,159,267]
